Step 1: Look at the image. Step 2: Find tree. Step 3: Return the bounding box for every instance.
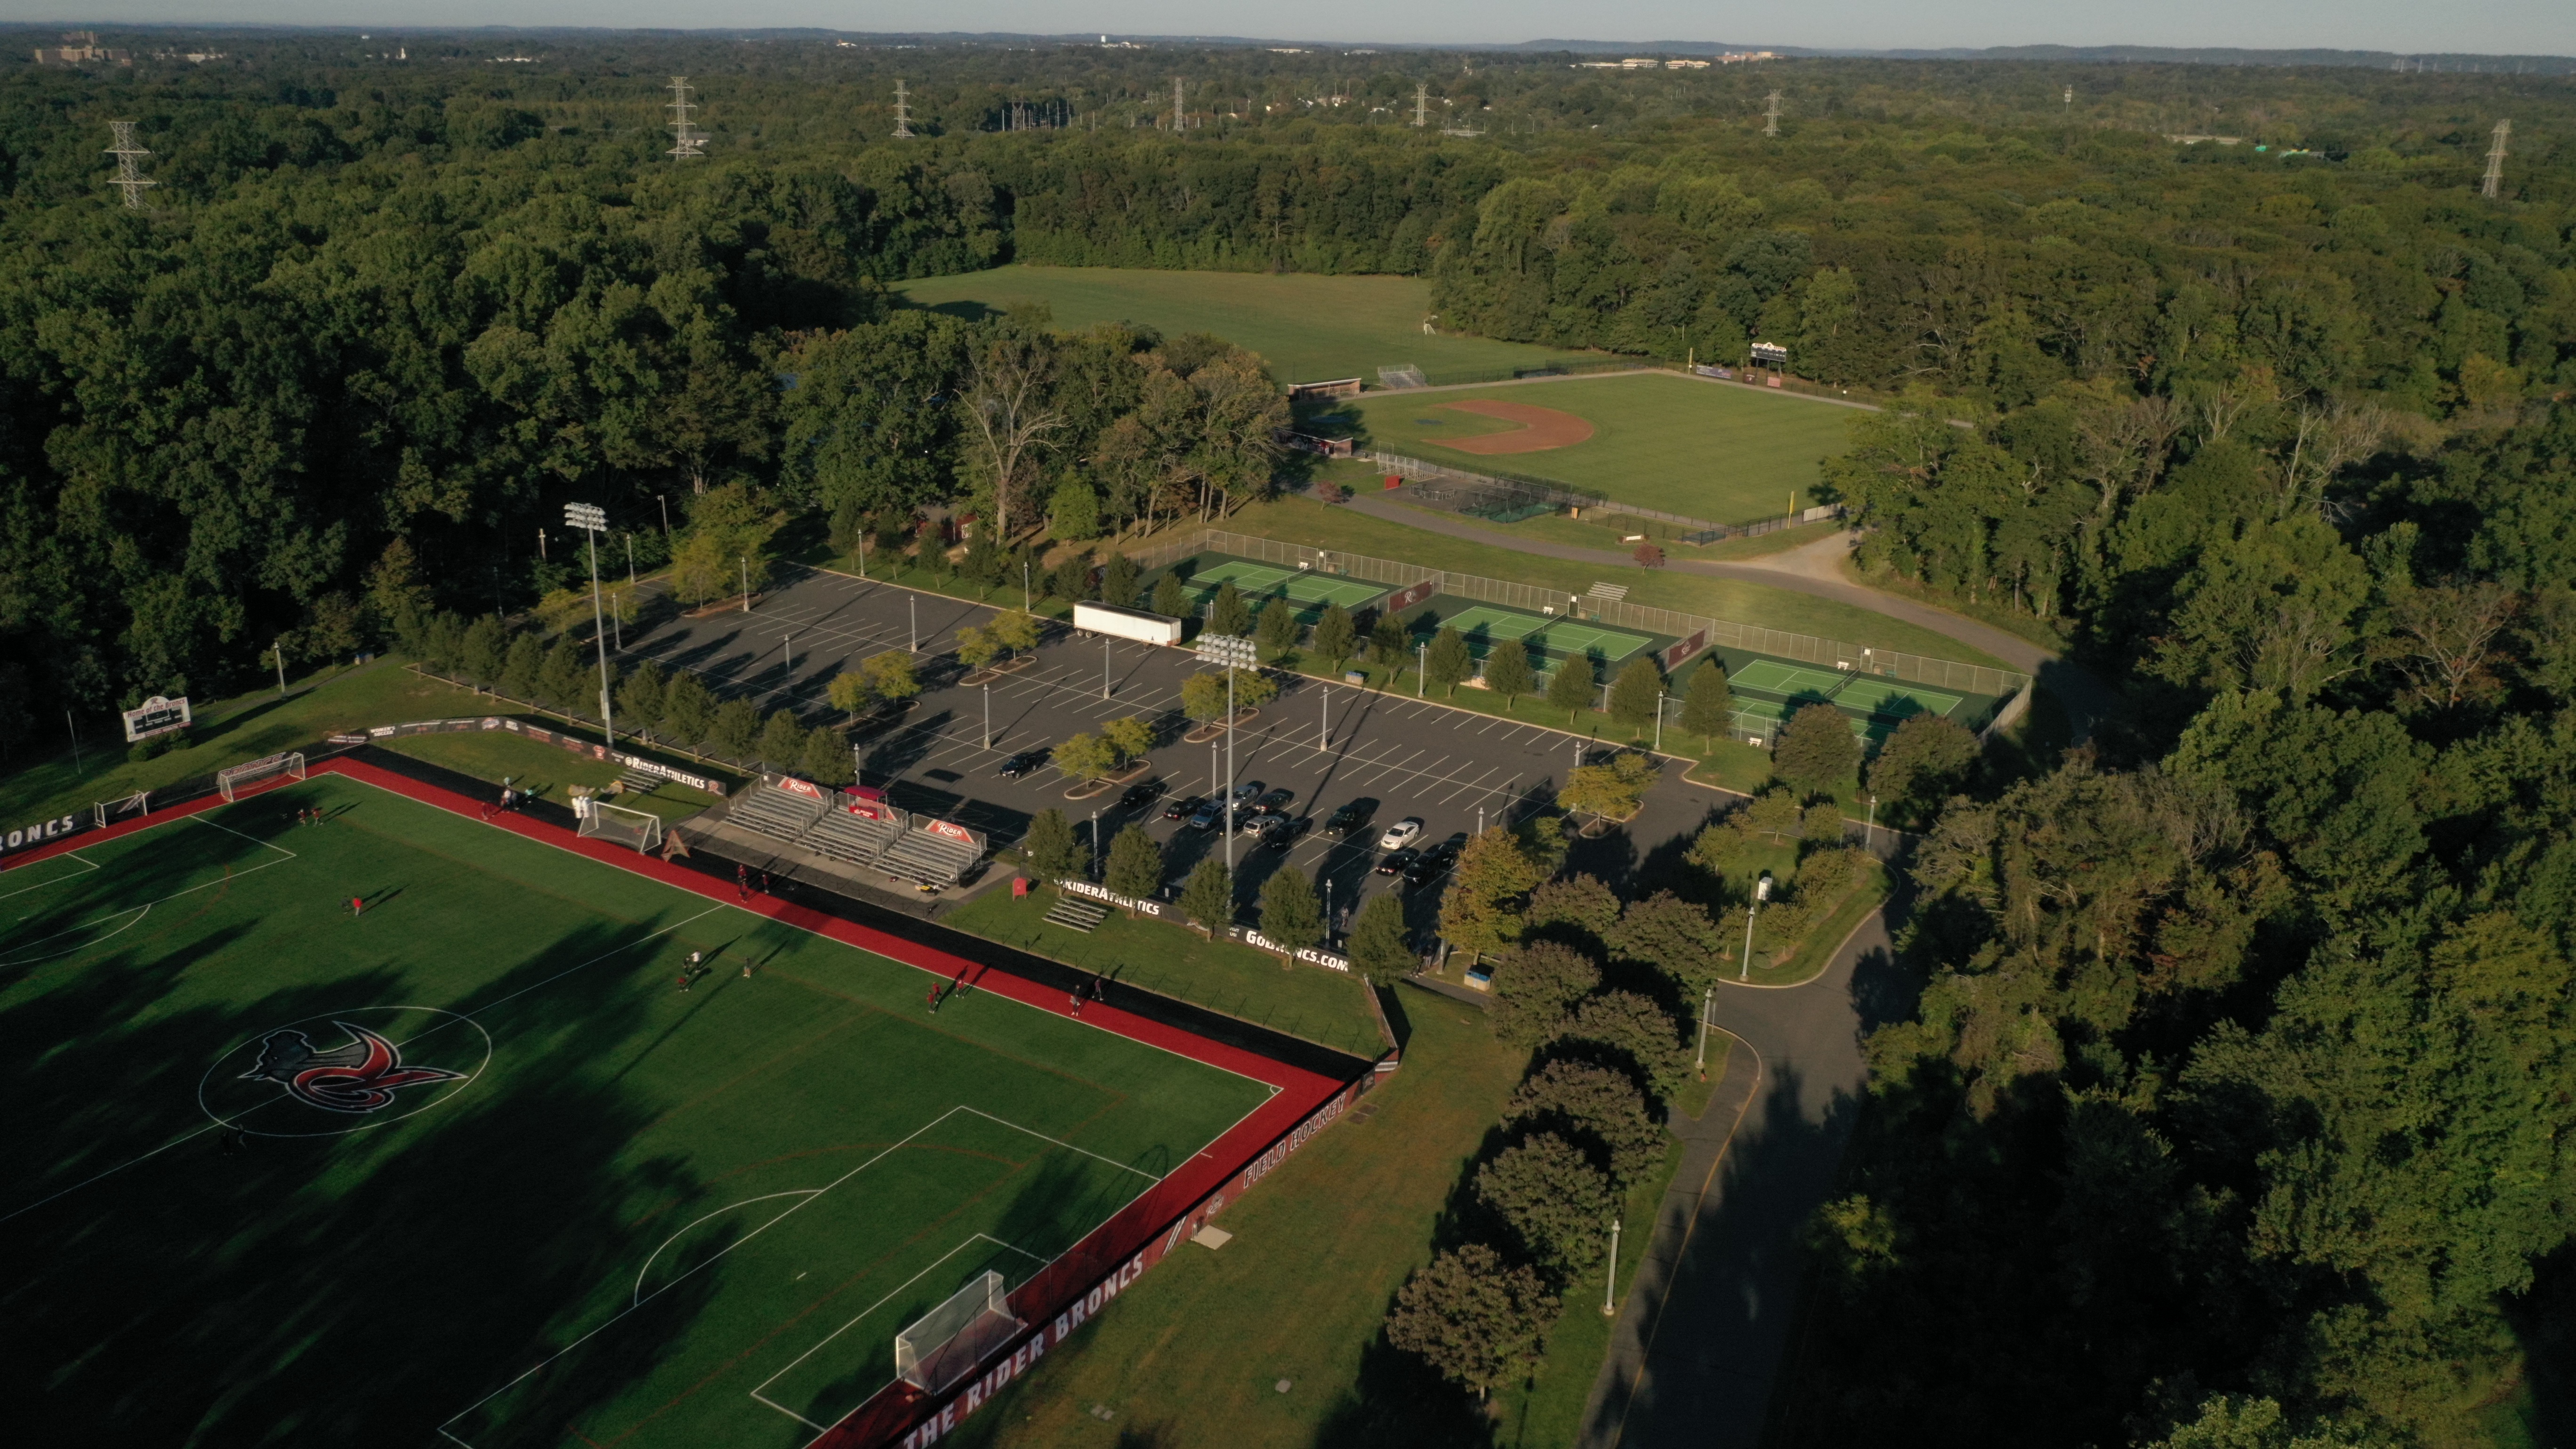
[1560,991,1692,1099]
[1052,732,1119,783]
[2135,1395,2371,1449]
[1048,478,1100,541]
[1101,552,1141,608]
[1181,672,1231,724]
[661,673,714,748]
[1151,571,1189,618]
[709,698,759,759]
[1208,581,1253,637]
[459,616,507,687]
[1607,891,1728,996]
[498,633,543,701]
[1507,1060,1665,1190]
[1103,715,1154,765]
[1024,808,1086,878]
[955,625,1002,671]
[536,635,589,715]
[1547,655,1597,724]
[861,652,920,705]
[1679,662,1734,749]
[1177,858,1235,934]
[1441,828,1547,958]
[1311,603,1357,671]
[801,726,854,786]
[1103,825,1165,902]
[1348,893,1416,985]
[1368,613,1411,670]
[669,483,778,606]
[1864,713,1980,821]
[990,609,1041,658]
[1606,657,1664,734]
[1491,941,1603,1048]
[1633,540,1665,568]
[1561,752,1656,823]
[960,334,1063,538]
[1232,668,1280,711]
[1255,598,1301,660]
[1425,626,1473,697]
[1259,866,1324,958]
[826,669,877,719]
[1046,550,1095,604]
[1527,874,1623,952]
[1477,1131,1616,1278]
[1484,635,1536,703]
[1385,1244,1554,1401]
[759,710,808,771]
[1775,703,1860,797]
[364,537,434,647]
[616,659,668,738]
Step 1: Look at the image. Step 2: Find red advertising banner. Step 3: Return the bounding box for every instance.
[776,776,826,800]
[925,819,975,845]
[1381,579,1438,614]
[1663,628,1710,670]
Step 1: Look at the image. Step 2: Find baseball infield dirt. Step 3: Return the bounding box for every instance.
[1431,399,1597,454]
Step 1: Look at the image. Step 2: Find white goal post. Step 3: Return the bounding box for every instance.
[575,796,664,853]
[95,789,150,829]
[894,1270,1019,1396]
[217,752,305,803]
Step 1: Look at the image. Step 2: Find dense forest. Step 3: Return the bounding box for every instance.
[0,31,2572,1445]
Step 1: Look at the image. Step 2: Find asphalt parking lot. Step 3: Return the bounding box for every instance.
[626,565,1726,934]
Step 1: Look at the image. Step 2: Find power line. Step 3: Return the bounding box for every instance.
[2481,119,2511,200]
[105,121,155,209]
[1413,81,1428,128]
[1173,76,1184,131]
[666,76,706,159]
[892,78,914,139]
[1763,90,1782,137]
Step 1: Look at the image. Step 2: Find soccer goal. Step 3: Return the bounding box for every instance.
[217,752,305,803]
[94,789,150,829]
[894,1270,1020,1396]
[575,797,664,853]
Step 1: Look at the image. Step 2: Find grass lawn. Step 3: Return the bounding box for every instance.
[1205,494,2010,671]
[378,728,726,824]
[894,265,1576,386]
[948,987,1531,1449]
[3,770,1269,1448]
[944,885,1384,1060]
[1342,371,1863,525]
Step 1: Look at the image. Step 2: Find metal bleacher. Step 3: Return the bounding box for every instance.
[881,821,982,887]
[718,776,985,890]
[725,781,829,843]
[805,804,909,866]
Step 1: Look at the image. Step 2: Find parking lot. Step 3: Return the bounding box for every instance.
[625,565,1723,935]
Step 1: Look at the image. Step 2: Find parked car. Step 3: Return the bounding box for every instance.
[1405,838,1463,890]
[1254,787,1296,813]
[998,750,1049,780]
[1327,799,1377,838]
[1376,846,1419,877]
[1228,780,1264,805]
[1119,779,1167,811]
[1185,800,1225,831]
[1377,817,1424,851]
[1237,807,1275,836]
[1162,793,1205,822]
[1260,816,1313,853]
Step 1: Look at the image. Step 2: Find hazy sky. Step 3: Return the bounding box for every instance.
[15,0,2574,56]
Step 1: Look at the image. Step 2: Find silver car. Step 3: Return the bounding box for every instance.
[1377,817,1424,851]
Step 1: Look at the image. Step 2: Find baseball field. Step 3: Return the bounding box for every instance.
[894,266,1571,386]
[1348,371,1862,525]
[0,765,1287,1449]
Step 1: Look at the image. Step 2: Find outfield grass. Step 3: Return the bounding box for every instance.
[950,987,1531,1449]
[1,772,1267,1448]
[894,266,1576,386]
[944,886,1385,1059]
[1346,371,1864,524]
[380,728,724,824]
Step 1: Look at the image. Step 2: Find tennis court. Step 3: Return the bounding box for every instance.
[1182,559,1386,612]
[1832,676,1964,720]
[1440,604,1652,664]
[1730,660,1854,699]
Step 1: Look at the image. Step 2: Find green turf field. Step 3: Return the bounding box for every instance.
[894,266,1575,386]
[1348,371,1861,524]
[0,773,1267,1448]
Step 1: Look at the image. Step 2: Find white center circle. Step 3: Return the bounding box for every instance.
[199,1005,490,1138]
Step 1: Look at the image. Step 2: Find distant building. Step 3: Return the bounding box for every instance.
[1666,58,1712,69]
[34,32,131,67]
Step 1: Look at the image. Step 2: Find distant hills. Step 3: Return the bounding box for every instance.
[1511,40,2574,72]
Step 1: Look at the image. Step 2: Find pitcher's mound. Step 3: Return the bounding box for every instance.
[1431,400,1596,454]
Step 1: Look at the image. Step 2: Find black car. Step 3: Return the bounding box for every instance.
[1161,793,1205,822]
[1375,846,1419,877]
[1326,799,1377,838]
[997,750,1049,780]
[1254,787,1296,814]
[1259,815,1313,853]
[1405,839,1464,890]
[1120,779,1168,811]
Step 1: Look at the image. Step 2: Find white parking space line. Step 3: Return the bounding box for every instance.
[1436,766,1501,806]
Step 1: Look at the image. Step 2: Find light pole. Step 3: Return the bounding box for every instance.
[909,596,918,653]
[1103,637,1111,700]
[1197,632,1257,871]
[1320,686,1328,753]
[625,532,636,587]
[272,637,288,697]
[1739,871,1773,981]
[1602,1216,1621,1317]
[1022,559,1031,612]
[565,503,617,747]
[740,556,750,614]
[983,683,991,747]
[1696,983,1715,1076]
[1416,640,1426,698]
[657,494,670,537]
[1653,695,1664,753]
[1865,794,1878,854]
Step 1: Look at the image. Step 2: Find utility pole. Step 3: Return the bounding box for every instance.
[1696,983,1715,1075]
[1740,872,1773,980]
[105,121,156,209]
[1602,1216,1621,1316]
[565,503,616,747]
[667,77,707,159]
[1413,82,1428,128]
[1763,90,1783,138]
[2482,120,2512,200]
[892,78,914,139]
[273,638,288,697]
[1173,76,1184,132]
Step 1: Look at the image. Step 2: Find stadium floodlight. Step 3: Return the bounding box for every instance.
[1194,633,1257,866]
[562,503,616,748]
[1193,633,1256,668]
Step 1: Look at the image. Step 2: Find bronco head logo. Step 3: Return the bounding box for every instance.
[238,1022,467,1113]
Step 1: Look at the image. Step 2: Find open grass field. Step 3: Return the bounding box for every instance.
[380,728,723,823]
[0,769,1272,1449]
[1344,371,1863,525]
[894,266,1573,386]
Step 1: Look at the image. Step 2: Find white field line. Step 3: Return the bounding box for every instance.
[0,817,299,965]
[0,849,102,903]
[748,1232,1048,1429]
[634,1190,824,1307]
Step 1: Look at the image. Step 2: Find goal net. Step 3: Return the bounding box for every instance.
[894,1270,1019,1396]
[575,797,664,853]
[217,752,305,803]
[94,789,150,829]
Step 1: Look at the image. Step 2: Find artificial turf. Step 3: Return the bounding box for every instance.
[0,772,1269,1449]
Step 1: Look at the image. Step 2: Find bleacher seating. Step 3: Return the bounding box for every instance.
[881,821,982,886]
[805,806,907,866]
[726,781,828,842]
[715,777,986,889]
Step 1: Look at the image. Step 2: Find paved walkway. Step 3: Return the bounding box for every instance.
[1338,495,2115,738]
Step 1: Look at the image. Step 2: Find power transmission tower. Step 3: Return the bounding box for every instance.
[1763,90,1782,137]
[666,77,706,159]
[1413,81,1428,128]
[2481,119,2512,200]
[892,78,914,139]
[104,121,155,209]
[1173,76,1184,131]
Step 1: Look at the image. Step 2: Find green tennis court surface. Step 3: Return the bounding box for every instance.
[1183,558,1385,611]
[1730,660,1852,698]
[0,773,1265,1448]
[1439,604,1651,664]
[1731,659,1964,721]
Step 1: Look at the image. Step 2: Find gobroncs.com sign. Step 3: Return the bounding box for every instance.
[1,813,80,856]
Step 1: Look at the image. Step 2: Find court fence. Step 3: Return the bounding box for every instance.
[1139,527,2031,703]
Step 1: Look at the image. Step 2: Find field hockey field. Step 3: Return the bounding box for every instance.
[894,266,1570,385]
[1349,371,1862,525]
[0,769,1274,1448]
